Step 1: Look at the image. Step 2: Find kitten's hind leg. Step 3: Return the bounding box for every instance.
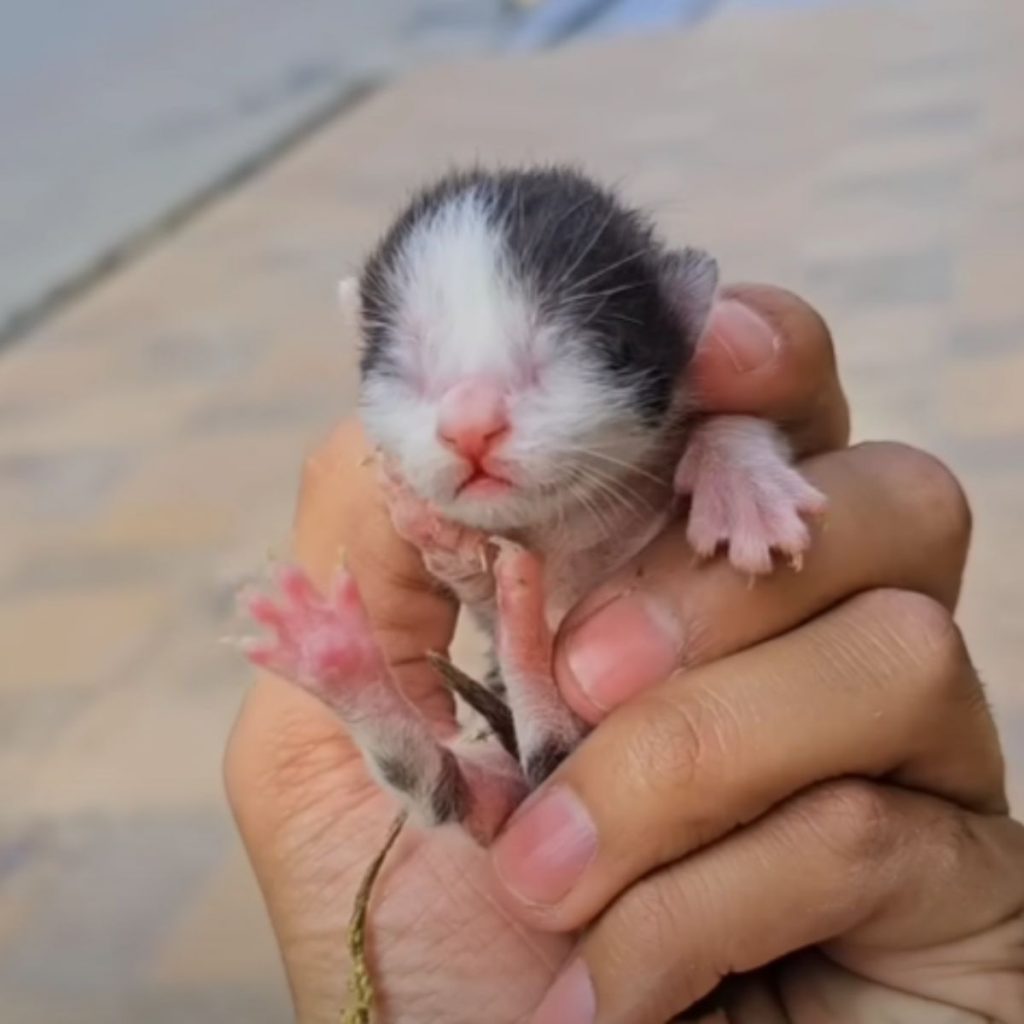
[240,566,523,842]
[491,540,587,789]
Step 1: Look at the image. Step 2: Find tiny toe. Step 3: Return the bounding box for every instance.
[728,533,775,575]
[673,448,700,494]
[239,637,282,671]
[493,540,543,600]
[766,508,812,557]
[279,566,322,608]
[686,518,725,560]
[244,592,289,634]
[798,483,828,516]
[779,470,827,515]
[329,570,363,615]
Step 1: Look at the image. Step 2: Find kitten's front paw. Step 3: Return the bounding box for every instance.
[240,565,387,705]
[676,417,827,575]
[379,467,492,595]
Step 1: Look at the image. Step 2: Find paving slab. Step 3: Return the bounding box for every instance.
[0,0,515,338]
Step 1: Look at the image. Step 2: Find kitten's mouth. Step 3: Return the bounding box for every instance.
[456,467,513,498]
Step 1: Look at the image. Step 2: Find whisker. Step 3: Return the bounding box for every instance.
[549,205,620,296]
[578,464,656,519]
[560,246,656,296]
[551,443,668,489]
[565,461,654,523]
[563,470,615,543]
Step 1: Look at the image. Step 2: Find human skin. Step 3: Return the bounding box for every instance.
[225,286,1024,1023]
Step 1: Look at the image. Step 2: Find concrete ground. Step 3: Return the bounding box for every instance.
[1,0,1022,1020]
[0,0,515,338]
[0,0,721,340]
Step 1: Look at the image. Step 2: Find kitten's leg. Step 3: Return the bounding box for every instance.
[241,566,523,842]
[675,415,827,575]
[491,540,587,789]
[380,470,585,786]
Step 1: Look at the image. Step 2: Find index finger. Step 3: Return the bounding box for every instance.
[696,284,850,455]
[294,418,459,725]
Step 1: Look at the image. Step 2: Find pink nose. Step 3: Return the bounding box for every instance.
[437,378,509,461]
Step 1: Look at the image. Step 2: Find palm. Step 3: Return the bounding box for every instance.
[242,710,570,1024]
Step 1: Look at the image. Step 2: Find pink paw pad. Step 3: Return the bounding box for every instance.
[241,566,387,706]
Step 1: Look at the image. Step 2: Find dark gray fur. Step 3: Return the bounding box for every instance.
[375,753,420,796]
[359,165,717,423]
[524,737,573,789]
[428,748,470,825]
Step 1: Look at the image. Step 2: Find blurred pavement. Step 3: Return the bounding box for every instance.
[0,0,514,339]
[1,0,1022,1020]
[0,0,726,341]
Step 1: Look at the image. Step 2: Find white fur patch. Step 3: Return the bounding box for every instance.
[390,190,537,388]
[358,186,660,533]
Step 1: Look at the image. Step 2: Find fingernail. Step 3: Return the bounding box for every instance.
[707,299,779,373]
[563,594,681,711]
[531,959,596,1024]
[492,785,597,906]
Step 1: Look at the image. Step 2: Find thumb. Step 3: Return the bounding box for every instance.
[295,419,460,728]
[693,284,850,455]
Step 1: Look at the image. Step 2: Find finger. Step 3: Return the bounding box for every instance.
[294,418,460,725]
[556,441,971,720]
[529,781,1024,1024]
[491,589,1005,931]
[695,284,850,455]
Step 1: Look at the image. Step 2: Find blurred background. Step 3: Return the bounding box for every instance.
[0,0,1021,1021]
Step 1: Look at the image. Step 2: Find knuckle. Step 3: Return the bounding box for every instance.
[617,873,682,947]
[673,600,718,669]
[859,586,960,657]
[914,802,980,884]
[855,589,973,709]
[858,442,973,557]
[597,874,718,1019]
[619,693,718,798]
[609,692,732,851]
[797,779,901,869]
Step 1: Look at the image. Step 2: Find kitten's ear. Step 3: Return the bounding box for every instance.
[659,248,719,346]
[337,276,361,317]
[336,275,362,338]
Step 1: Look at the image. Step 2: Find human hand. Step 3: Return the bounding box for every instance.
[490,440,1023,1022]
[224,287,1021,1022]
